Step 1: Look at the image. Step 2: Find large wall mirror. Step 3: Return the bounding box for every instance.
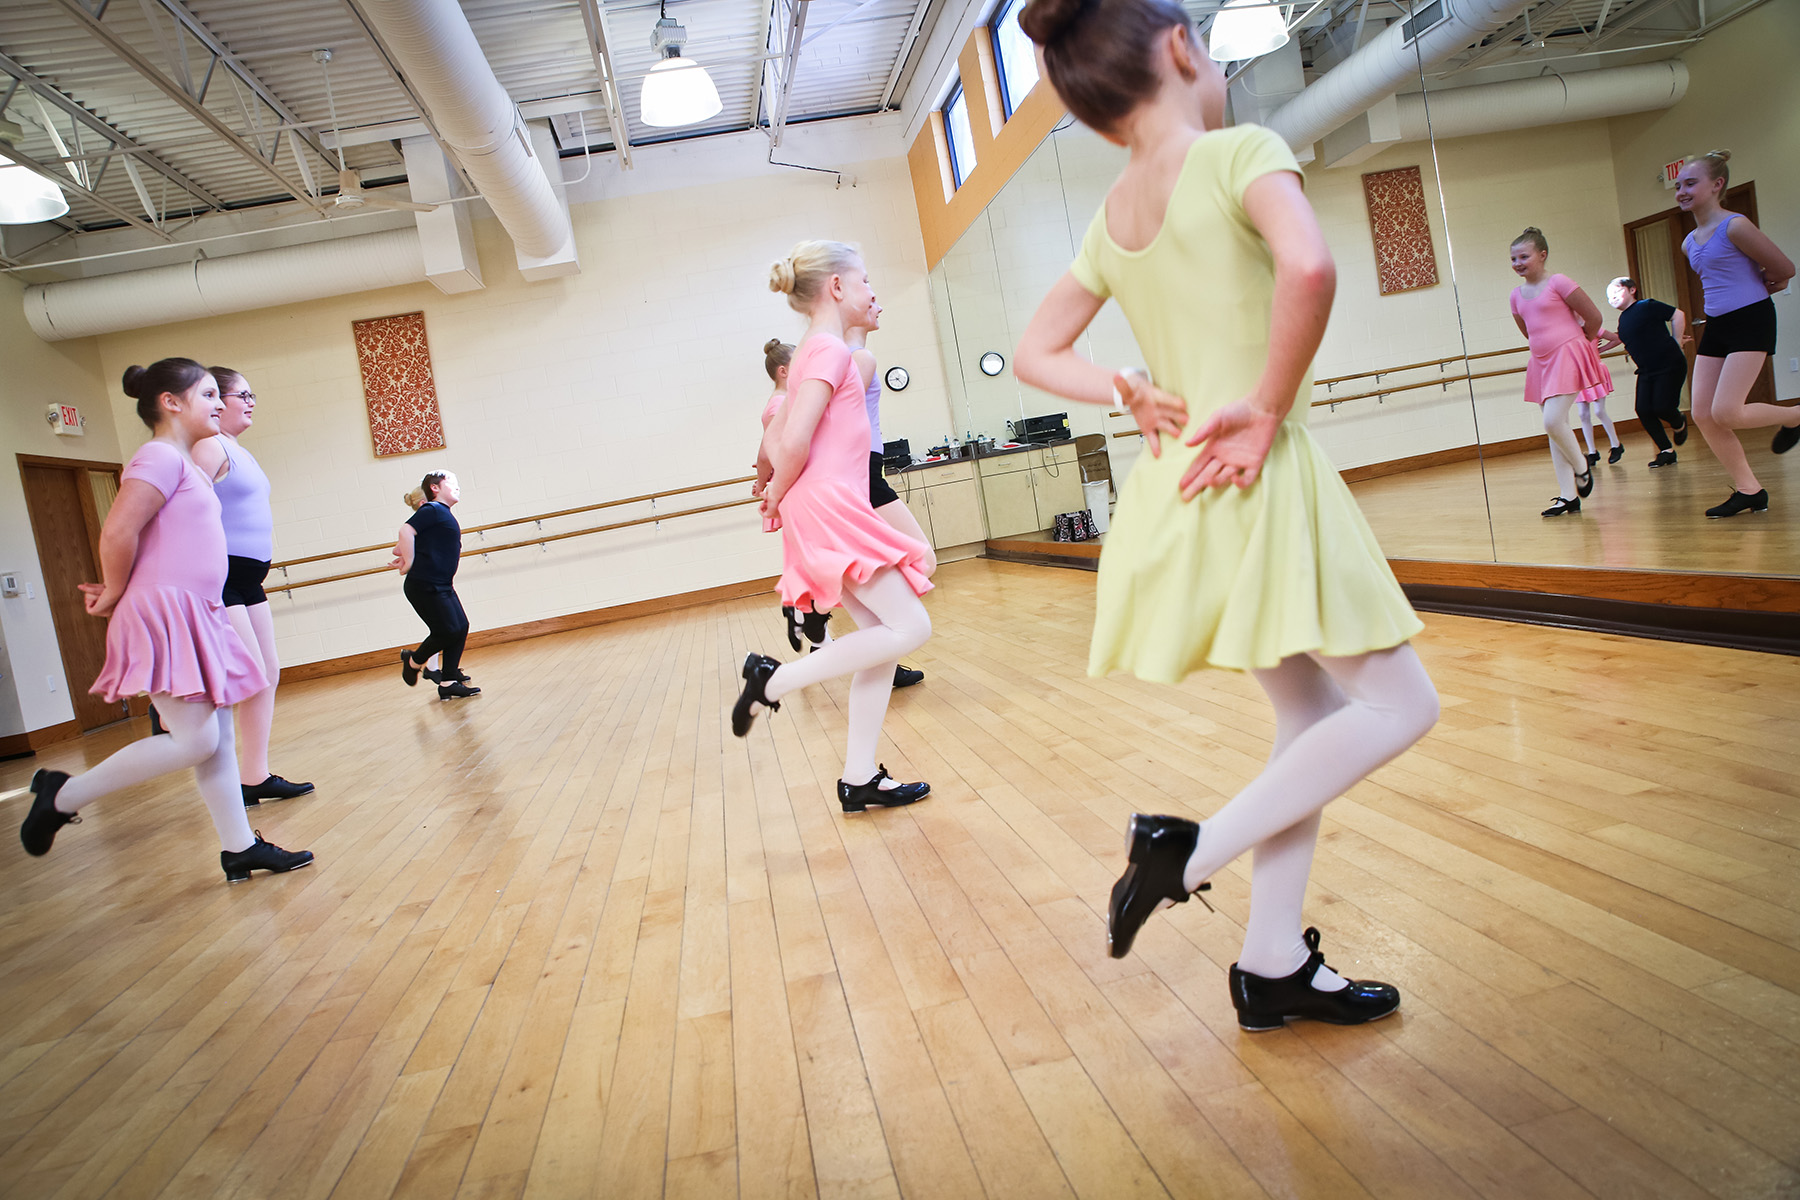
[926,0,1795,587]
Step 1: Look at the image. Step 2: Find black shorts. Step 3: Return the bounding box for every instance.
[869,451,899,508]
[1697,298,1777,358]
[221,555,271,607]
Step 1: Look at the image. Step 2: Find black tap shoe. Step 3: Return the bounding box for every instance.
[1607,444,1624,464]
[801,608,832,648]
[732,653,782,737]
[1575,468,1595,498]
[20,769,80,857]
[1705,489,1769,519]
[437,681,481,700]
[1541,497,1580,517]
[893,665,924,688]
[221,832,315,883]
[782,605,805,653]
[242,774,316,806]
[1107,814,1212,959]
[839,766,929,813]
[400,649,421,687]
[1228,927,1400,1031]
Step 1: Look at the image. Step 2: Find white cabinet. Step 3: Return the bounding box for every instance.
[889,462,983,549]
[975,443,1087,538]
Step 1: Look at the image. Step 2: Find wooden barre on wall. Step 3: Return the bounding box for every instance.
[269,477,761,593]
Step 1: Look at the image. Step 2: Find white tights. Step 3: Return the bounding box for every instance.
[1541,394,1589,501]
[54,695,257,853]
[1183,644,1439,983]
[764,567,931,785]
[1576,398,1620,456]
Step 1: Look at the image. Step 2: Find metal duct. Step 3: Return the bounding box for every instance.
[1394,60,1689,141]
[356,0,572,260]
[23,228,427,341]
[1266,0,1536,152]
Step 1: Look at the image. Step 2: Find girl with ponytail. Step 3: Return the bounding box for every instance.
[21,359,313,882]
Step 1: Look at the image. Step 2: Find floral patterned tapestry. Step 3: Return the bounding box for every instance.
[352,311,446,457]
[1361,166,1439,296]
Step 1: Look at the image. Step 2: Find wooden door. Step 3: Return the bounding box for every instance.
[1624,181,1776,407]
[19,456,129,731]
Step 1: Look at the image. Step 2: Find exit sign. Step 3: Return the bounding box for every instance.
[48,403,84,436]
[1662,158,1686,188]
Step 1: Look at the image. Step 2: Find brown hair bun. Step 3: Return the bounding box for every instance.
[1018,0,1091,44]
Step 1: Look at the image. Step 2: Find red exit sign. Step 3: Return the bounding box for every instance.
[1664,159,1686,183]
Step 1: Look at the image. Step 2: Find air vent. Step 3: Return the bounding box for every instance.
[1401,0,1451,44]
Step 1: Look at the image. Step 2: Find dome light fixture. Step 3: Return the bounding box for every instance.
[0,120,70,226]
[1207,0,1289,63]
[640,5,723,128]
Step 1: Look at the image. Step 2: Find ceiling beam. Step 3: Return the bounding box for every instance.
[1455,0,1589,70]
[0,138,171,237]
[137,0,337,164]
[878,0,932,110]
[48,0,328,212]
[575,0,633,168]
[767,0,810,147]
[0,48,225,210]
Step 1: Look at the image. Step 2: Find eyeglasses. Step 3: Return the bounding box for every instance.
[222,391,256,402]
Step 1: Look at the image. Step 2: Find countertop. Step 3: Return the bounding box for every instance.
[887,438,1077,474]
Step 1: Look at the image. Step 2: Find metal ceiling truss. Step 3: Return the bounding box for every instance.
[575,0,633,168]
[766,0,810,146]
[1455,0,1591,70]
[48,0,329,212]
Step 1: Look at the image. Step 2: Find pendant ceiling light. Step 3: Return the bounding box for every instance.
[1207,0,1289,63]
[0,120,70,225]
[640,6,723,128]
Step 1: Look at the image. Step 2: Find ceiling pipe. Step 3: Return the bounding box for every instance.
[22,228,426,340]
[353,0,573,260]
[1265,0,1537,153]
[1392,59,1688,141]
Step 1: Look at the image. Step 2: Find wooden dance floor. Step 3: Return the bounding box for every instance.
[1353,430,1800,574]
[2,558,1798,1199]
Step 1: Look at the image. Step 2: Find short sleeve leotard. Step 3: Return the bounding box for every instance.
[774,335,931,612]
[1509,274,1613,406]
[213,438,274,562]
[1069,125,1421,679]
[90,441,267,706]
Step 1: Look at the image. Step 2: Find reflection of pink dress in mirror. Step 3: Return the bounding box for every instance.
[761,389,785,533]
[1511,273,1614,405]
[774,335,931,613]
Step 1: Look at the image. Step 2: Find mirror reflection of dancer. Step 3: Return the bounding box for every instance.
[1509,228,1614,517]
[849,303,930,690]
[21,360,314,882]
[1014,0,1437,1032]
[392,471,480,700]
[1599,279,1691,468]
[188,367,314,805]
[732,241,936,815]
[1675,150,1799,519]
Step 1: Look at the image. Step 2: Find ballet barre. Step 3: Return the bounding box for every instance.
[268,474,761,593]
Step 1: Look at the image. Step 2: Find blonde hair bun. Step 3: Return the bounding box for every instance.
[403,486,426,511]
[769,258,797,295]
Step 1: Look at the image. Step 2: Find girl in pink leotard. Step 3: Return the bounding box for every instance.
[20,358,313,883]
[1508,227,1613,516]
[754,338,829,652]
[731,240,935,815]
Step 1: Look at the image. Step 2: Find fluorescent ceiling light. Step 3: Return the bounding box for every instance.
[1208,0,1289,63]
[640,14,723,128]
[0,152,70,225]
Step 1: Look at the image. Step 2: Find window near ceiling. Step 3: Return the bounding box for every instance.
[943,81,977,188]
[991,0,1039,118]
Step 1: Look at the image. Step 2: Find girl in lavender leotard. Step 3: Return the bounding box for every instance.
[20,359,313,883]
[189,367,312,805]
[732,240,935,815]
[1674,150,1799,518]
[848,303,930,689]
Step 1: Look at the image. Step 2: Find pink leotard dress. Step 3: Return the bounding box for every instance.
[90,441,267,707]
[1510,273,1614,406]
[760,389,785,534]
[775,335,931,612]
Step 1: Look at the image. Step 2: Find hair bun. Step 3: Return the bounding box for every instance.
[768,258,797,295]
[1706,148,1731,163]
[1523,226,1543,236]
[1018,0,1090,45]
[121,365,147,397]
[763,337,784,355]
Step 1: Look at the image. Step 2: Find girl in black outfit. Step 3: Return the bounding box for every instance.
[1600,277,1691,468]
[392,471,479,699]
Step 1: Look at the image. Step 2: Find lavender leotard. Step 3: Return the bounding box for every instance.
[1683,215,1768,316]
[213,438,274,561]
[863,370,883,453]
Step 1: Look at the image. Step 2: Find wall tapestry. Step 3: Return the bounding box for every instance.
[1361,166,1439,295]
[352,311,446,457]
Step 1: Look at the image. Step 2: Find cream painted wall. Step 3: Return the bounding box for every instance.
[89,156,953,669]
[1609,1,1799,400]
[0,274,123,735]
